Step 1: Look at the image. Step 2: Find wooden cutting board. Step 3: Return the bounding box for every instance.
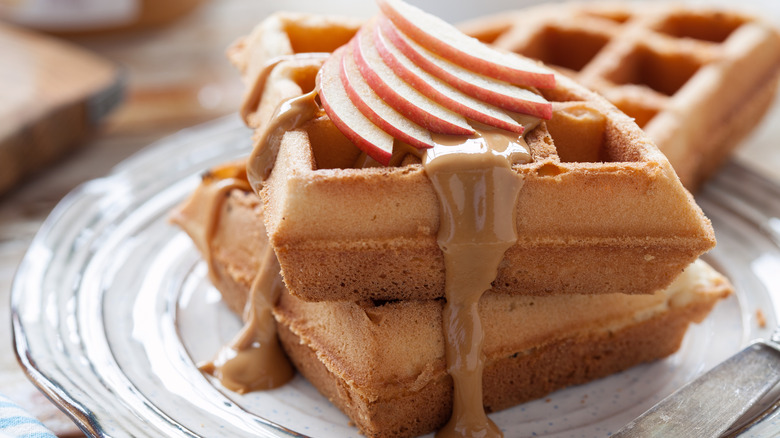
[0,22,123,196]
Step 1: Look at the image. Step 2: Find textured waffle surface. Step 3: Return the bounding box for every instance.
[461,1,780,190]
[229,12,715,302]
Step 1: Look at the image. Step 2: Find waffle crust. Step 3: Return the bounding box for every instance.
[462,2,780,191]
[174,184,731,438]
[230,13,716,302]
[277,284,727,438]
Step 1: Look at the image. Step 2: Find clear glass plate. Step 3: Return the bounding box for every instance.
[11,114,780,438]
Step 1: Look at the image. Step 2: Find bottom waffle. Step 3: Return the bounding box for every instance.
[277,272,726,438]
[172,177,732,438]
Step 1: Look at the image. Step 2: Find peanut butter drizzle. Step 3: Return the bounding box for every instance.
[171,164,251,287]
[425,124,534,438]
[201,88,330,391]
[200,244,294,393]
[237,81,542,437]
[172,164,295,392]
[240,53,329,124]
[246,90,321,193]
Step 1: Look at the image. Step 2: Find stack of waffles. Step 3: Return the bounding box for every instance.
[165,1,780,437]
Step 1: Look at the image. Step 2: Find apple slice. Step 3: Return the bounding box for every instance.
[317,47,394,165]
[340,44,433,149]
[379,18,552,120]
[377,0,554,89]
[373,22,526,133]
[352,24,474,136]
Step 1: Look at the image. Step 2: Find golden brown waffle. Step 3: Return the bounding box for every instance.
[276,262,729,438]
[229,12,715,303]
[172,173,731,438]
[461,2,780,191]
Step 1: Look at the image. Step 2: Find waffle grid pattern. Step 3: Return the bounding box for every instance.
[464,2,780,189]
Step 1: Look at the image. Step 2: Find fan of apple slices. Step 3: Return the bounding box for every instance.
[316,0,555,166]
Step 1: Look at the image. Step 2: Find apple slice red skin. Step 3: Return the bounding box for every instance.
[378,18,552,120]
[317,48,394,166]
[372,22,527,133]
[352,27,474,136]
[377,0,555,89]
[340,44,434,150]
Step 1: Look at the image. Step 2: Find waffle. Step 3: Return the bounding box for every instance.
[172,171,732,438]
[228,12,715,303]
[461,2,780,191]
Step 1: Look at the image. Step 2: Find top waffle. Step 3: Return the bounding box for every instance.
[229,10,715,303]
[462,2,780,191]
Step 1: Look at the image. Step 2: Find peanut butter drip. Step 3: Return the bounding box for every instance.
[170,164,251,286]
[203,88,327,390]
[171,163,294,392]
[240,53,329,123]
[425,126,533,438]
[200,245,294,392]
[247,90,321,193]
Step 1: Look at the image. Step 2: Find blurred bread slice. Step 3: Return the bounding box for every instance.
[0,23,123,195]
